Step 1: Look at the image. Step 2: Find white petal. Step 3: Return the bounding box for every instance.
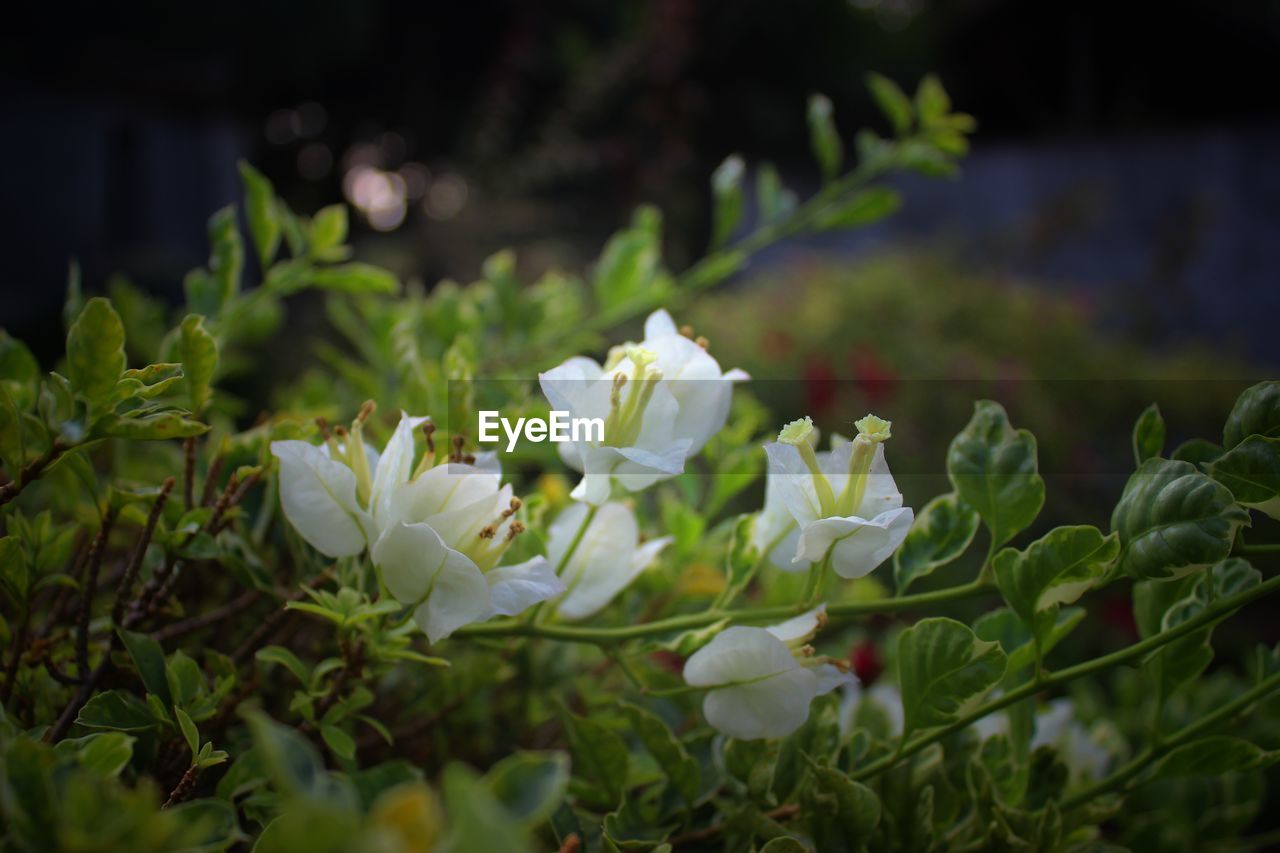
[796,508,914,579]
[271,440,374,557]
[371,413,430,526]
[484,557,565,618]
[763,442,823,527]
[412,552,489,644]
[765,605,826,644]
[754,474,803,571]
[643,308,679,340]
[371,521,451,604]
[723,368,750,382]
[384,462,499,529]
[857,443,904,517]
[555,502,650,621]
[683,626,797,687]
[812,663,854,696]
[702,668,818,739]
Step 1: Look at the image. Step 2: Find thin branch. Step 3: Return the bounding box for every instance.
[0,438,69,508]
[76,507,117,679]
[112,477,174,625]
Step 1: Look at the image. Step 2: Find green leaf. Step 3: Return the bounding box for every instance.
[96,412,209,441]
[239,161,281,268]
[621,702,700,804]
[309,205,349,259]
[561,708,629,812]
[1132,403,1165,466]
[66,297,126,415]
[442,763,527,853]
[914,74,951,125]
[117,628,174,711]
[991,525,1118,628]
[760,838,807,853]
[1207,435,1280,519]
[0,329,39,409]
[711,155,745,247]
[52,732,136,776]
[1223,380,1280,448]
[716,514,759,607]
[177,314,218,415]
[807,94,843,181]
[815,187,902,231]
[76,690,161,732]
[484,750,570,825]
[207,205,244,309]
[594,220,661,312]
[306,262,399,295]
[897,617,1007,739]
[1171,437,1224,467]
[245,710,330,799]
[1150,736,1275,778]
[894,492,980,592]
[756,163,797,225]
[947,401,1046,550]
[807,761,881,849]
[168,799,240,850]
[320,724,356,761]
[866,73,913,136]
[175,706,200,757]
[1111,458,1249,580]
[115,363,183,401]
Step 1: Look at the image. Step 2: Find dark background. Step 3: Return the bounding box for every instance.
[2,0,1279,366]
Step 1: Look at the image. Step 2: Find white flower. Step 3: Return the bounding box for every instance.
[761,414,913,579]
[548,502,671,621]
[1031,699,1110,781]
[539,309,748,504]
[271,407,564,642]
[683,606,851,739]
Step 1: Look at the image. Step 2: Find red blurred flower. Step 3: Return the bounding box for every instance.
[851,345,897,406]
[849,639,883,686]
[804,358,838,417]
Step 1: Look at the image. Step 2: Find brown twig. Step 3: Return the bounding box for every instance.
[0,604,31,704]
[76,507,117,679]
[230,572,331,664]
[200,452,226,509]
[112,478,174,625]
[0,438,68,508]
[182,437,197,510]
[152,588,261,643]
[162,764,199,809]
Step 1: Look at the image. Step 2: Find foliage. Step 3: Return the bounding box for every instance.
[2,75,1279,852]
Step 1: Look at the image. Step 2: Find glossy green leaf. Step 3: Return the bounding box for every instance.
[1111,458,1249,580]
[239,160,281,268]
[52,732,135,777]
[176,707,200,757]
[96,412,209,441]
[947,401,1045,550]
[807,761,881,849]
[991,525,1117,628]
[320,725,356,761]
[894,492,980,592]
[1132,403,1165,466]
[1223,380,1280,448]
[897,617,1007,739]
[807,94,843,181]
[66,297,126,414]
[1171,437,1223,467]
[76,690,161,732]
[1207,435,1280,519]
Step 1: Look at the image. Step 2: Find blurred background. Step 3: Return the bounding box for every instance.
[3,0,1278,361]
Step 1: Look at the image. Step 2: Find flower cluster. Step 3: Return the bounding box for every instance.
[272,310,917,741]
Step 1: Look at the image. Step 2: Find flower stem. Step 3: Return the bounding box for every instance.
[457,578,993,643]
[1060,669,1280,812]
[848,573,1280,784]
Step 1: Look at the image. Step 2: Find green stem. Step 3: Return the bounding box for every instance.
[849,573,1280,783]
[1060,669,1280,812]
[1240,543,1280,554]
[525,504,598,625]
[456,578,993,644]
[801,552,828,605]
